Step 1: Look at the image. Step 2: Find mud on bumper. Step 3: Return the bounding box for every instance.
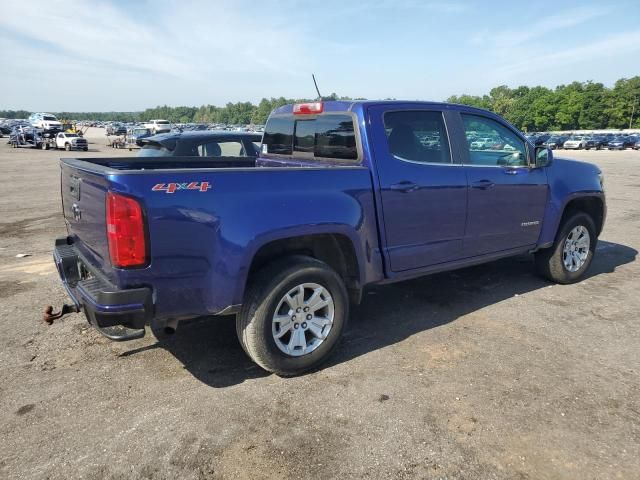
[54,237,152,340]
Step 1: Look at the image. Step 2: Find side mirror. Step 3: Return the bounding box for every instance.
[534,146,552,168]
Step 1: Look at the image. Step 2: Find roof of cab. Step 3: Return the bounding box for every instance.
[271,100,495,117]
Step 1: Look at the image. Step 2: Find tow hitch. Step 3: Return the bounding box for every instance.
[43,304,80,324]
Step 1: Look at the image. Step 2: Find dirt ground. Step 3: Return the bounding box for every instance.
[0,133,638,479]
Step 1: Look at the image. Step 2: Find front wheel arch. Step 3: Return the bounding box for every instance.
[559,196,604,237]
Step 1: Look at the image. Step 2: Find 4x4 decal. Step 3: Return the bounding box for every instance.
[152,182,211,194]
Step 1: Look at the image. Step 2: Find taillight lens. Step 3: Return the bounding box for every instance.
[106,192,147,268]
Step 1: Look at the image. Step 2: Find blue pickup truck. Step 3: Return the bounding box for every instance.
[52,101,605,375]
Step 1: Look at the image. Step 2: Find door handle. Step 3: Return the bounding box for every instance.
[389,181,419,193]
[471,179,495,190]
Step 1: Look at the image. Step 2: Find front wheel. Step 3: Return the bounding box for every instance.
[64,143,71,151]
[534,212,597,284]
[237,256,348,376]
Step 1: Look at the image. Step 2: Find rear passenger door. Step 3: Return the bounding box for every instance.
[457,112,548,256]
[369,106,468,272]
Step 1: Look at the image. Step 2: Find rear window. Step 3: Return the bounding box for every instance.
[262,116,294,155]
[137,143,173,157]
[263,114,358,162]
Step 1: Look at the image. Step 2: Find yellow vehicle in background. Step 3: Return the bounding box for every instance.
[60,120,88,137]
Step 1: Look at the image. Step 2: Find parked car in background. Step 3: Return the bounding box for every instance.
[584,136,606,150]
[125,127,152,150]
[144,119,172,134]
[470,137,493,149]
[137,130,262,158]
[29,112,62,131]
[55,132,88,151]
[106,123,127,136]
[608,136,636,150]
[526,134,550,146]
[543,136,566,149]
[563,136,588,150]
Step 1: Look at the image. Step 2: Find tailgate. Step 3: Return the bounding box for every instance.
[60,161,114,279]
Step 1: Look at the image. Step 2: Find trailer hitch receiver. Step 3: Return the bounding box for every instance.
[43,304,79,324]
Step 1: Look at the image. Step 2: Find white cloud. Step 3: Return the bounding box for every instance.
[0,0,311,109]
[495,30,640,78]
[471,7,606,48]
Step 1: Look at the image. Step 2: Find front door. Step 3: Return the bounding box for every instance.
[458,113,548,257]
[369,106,468,272]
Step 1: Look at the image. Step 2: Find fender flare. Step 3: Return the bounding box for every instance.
[231,224,366,306]
[541,191,605,247]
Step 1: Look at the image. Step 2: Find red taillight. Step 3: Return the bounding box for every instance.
[293,102,323,115]
[106,192,147,268]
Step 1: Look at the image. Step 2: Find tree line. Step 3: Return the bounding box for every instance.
[2,77,638,130]
[446,77,639,131]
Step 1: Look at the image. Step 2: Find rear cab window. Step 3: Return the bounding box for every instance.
[262,112,359,165]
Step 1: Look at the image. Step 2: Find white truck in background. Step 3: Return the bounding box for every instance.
[29,112,63,130]
[144,119,172,134]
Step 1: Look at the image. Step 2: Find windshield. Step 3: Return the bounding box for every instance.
[66,134,79,138]
[157,121,170,125]
[137,143,173,157]
[43,116,57,121]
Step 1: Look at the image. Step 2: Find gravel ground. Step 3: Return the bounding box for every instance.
[0,134,638,480]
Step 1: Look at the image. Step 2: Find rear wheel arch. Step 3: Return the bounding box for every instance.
[243,233,362,306]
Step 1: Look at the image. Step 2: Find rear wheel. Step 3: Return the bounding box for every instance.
[237,256,348,376]
[535,212,596,284]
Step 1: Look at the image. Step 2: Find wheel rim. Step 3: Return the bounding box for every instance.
[563,225,590,272]
[272,283,335,357]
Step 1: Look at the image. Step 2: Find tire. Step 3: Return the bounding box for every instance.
[40,142,47,150]
[237,255,349,376]
[83,147,88,151]
[534,212,597,284]
[64,143,71,151]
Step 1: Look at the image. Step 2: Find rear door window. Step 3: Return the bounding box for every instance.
[383,110,451,164]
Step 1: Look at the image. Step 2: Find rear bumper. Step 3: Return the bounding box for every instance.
[53,237,153,338]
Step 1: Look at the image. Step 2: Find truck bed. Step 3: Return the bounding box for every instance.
[58,156,378,321]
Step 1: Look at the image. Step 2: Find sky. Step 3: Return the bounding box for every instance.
[1,0,639,111]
